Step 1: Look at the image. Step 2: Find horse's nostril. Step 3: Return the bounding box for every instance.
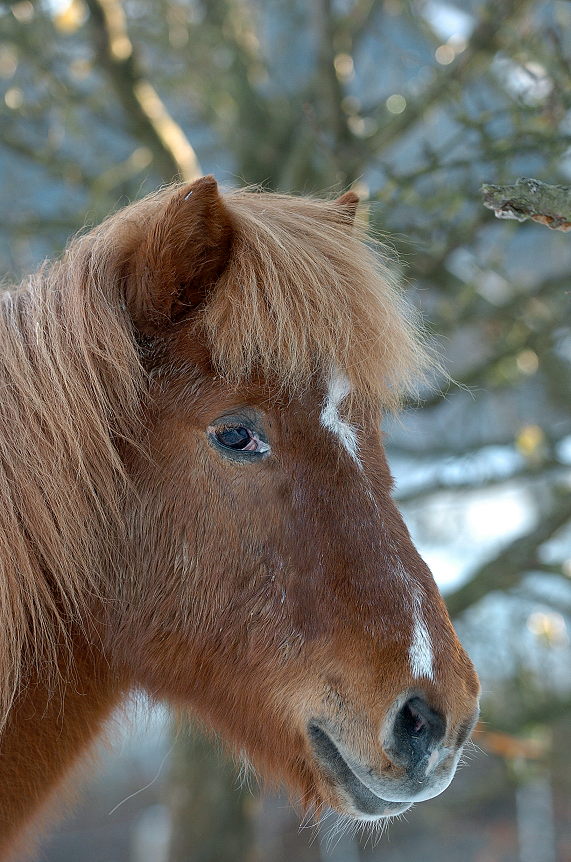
[390,696,446,776]
[401,696,446,742]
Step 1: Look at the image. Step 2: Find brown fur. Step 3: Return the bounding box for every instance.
[0,177,478,857]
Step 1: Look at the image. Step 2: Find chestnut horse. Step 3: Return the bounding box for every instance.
[0,177,479,859]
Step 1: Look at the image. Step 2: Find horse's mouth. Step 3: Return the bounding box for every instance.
[308,723,412,820]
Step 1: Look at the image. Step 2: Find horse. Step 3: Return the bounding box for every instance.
[0,176,479,859]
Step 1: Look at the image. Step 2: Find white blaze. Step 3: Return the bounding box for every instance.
[320,372,360,465]
[321,376,434,680]
[409,591,434,680]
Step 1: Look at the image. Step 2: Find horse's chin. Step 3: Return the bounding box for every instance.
[306,722,425,822]
[332,797,414,822]
[313,778,414,822]
[304,741,412,822]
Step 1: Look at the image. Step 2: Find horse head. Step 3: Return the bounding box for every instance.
[106,177,479,821]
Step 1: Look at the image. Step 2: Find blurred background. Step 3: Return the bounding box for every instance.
[1,0,571,860]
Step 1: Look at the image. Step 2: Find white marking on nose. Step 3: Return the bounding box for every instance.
[320,372,361,465]
[425,748,440,776]
[410,591,434,681]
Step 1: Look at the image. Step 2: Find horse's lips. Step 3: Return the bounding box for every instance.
[308,723,412,819]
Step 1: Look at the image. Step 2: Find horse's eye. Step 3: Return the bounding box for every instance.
[208,417,271,459]
[216,426,252,450]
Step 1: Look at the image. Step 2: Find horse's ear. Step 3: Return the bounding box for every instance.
[126,176,234,333]
[333,190,359,225]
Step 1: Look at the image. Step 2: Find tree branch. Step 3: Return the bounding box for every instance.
[482,177,571,231]
[84,0,201,183]
[314,0,350,147]
[396,459,564,506]
[364,0,533,156]
[446,489,571,617]
[404,295,560,412]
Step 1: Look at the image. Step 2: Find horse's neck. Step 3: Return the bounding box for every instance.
[0,637,122,860]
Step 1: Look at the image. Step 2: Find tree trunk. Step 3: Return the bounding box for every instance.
[165,725,259,862]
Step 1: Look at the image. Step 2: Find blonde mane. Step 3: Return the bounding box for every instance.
[0,184,427,730]
[208,188,427,406]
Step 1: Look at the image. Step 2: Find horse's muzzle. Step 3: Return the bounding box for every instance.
[308,694,477,819]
